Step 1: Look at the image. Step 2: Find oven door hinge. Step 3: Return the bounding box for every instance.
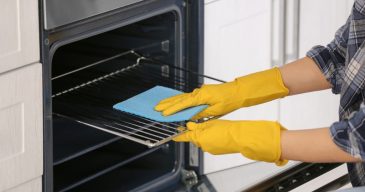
[181,169,199,189]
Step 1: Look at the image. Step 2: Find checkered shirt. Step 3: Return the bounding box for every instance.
[307,0,365,186]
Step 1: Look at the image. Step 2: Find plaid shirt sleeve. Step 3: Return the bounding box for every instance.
[306,1,365,186]
[330,102,365,160]
[306,17,349,94]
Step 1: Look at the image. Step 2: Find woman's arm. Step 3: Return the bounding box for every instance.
[279,57,332,95]
[279,57,360,162]
[281,128,360,162]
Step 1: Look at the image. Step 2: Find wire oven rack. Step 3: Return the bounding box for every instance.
[52,51,224,147]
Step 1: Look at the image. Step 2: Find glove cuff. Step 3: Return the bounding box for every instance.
[237,121,288,166]
[235,67,290,107]
[275,124,288,166]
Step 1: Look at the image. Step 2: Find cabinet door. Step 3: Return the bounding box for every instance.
[0,64,43,191]
[204,0,274,174]
[0,0,39,73]
[279,0,353,129]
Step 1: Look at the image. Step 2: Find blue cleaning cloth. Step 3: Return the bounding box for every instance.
[113,86,208,122]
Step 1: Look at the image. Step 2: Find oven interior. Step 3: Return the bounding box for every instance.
[50,11,198,192]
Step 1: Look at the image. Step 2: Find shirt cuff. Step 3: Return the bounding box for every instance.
[306,45,343,94]
[329,121,355,157]
[329,105,365,160]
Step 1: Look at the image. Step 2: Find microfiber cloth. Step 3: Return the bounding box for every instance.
[113,86,208,122]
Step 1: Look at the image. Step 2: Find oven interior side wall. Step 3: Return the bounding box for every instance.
[49,11,186,192]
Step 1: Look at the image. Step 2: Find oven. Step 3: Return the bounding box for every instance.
[41,0,208,191]
[40,0,351,191]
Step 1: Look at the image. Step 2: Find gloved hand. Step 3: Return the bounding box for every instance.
[174,119,288,166]
[155,68,289,120]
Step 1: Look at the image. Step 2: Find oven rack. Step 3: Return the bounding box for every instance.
[51,50,224,97]
[52,60,221,147]
[51,40,167,81]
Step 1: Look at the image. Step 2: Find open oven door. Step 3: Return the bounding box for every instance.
[191,162,350,192]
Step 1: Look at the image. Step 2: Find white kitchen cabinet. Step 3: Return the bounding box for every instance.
[0,64,43,191]
[204,0,276,174]
[279,0,353,129]
[0,0,39,74]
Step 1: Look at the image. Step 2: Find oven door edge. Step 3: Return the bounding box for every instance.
[182,0,205,176]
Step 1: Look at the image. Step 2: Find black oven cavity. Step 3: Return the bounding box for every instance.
[50,11,190,192]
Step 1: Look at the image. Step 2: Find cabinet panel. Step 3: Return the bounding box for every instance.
[0,103,24,160]
[0,0,39,73]
[204,0,274,174]
[0,64,43,191]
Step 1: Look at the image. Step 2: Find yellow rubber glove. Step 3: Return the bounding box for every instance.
[155,68,289,120]
[175,120,288,166]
